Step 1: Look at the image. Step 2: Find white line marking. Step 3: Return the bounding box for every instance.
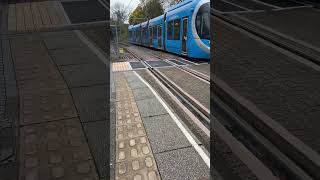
[163,59,209,84]
[98,0,109,10]
[221,0,250,10]
[134,71,210,167]
[145,70,210,137]
[127,62,133,70]
[251,0,280,9]
[57,1,71,24]
[273,6,313,11]
[75,30,109,65]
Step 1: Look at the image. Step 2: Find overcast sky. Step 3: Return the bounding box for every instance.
[111,0,140,15]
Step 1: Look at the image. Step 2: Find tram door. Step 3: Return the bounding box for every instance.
[182,17,188,54]
[158,25,162,48]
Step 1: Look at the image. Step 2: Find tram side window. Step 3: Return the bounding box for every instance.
[173,19,180,40]
[149,27,152,38]
[158,25,161,38]
[167,21,173,40]
[145,28,147,39]
[153,26,157,39]
[142,29,144,40]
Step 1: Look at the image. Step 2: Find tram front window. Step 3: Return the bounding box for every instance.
[195,2,210,40]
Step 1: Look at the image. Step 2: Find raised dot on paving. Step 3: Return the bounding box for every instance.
[114,73,161,179]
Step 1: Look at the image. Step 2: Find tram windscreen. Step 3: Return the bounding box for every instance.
[195,2,210,40]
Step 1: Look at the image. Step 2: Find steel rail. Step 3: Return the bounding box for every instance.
[123,44,280,180]
[123,46,210,129]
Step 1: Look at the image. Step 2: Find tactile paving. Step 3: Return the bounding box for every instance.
[114,73,161,180]
[11,35,100,180]
[19,118,99,180]
[113,62,132,72]
[8,1,69,33]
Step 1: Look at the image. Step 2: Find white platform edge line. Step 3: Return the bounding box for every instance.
[134,71,210,168]
[75,30,109,66]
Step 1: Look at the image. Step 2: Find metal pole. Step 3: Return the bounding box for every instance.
[115,25,119,59]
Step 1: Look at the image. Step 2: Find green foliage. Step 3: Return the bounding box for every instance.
[144,0,164,19]
[128,6,145,25]
[129,0,164,25]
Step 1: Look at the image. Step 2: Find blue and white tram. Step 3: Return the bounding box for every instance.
[128,0,210,60]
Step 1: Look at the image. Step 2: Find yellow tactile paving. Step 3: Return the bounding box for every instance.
[16,3,25,32]
[114,73,161,180]
[113,62,132,72]
[23,3,34,31]
[8,4,16,32]
[31,3,43,30]
[7,1,70,33]
[46,1,60,25]
[38,2,51,27]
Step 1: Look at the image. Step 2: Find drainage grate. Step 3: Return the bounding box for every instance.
[146,61,172,68]
[129,62,146,69]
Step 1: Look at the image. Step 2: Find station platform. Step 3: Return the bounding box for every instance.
[111,69,210,180]
[0,1,109,180]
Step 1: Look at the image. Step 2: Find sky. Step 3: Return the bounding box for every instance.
[110,0,141,15]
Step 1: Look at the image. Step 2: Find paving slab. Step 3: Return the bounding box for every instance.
[136,98,167,118]
[155,147,209,180]
[128,80,148,90]
[142,114,191,153]
[20,89,78,125]
[71,85,108,123]
[124,72,141,83]
[50,47,98,66]
[19,118,99,180]
[83,121,109,178]
[59,63,107,88]
[132,87,154,101]
[42,31,87,50]
[61,0,108,24]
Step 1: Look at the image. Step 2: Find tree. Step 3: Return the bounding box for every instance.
[143,0,164,19]
[111,2,128,24]
[111,2,129,42]
[161,0,183,8]
[129,0,164,25]
[128,5,146,25]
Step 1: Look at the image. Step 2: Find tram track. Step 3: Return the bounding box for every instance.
[122,45,210,137]
[123,44,280,180]
[211,8,320,180]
